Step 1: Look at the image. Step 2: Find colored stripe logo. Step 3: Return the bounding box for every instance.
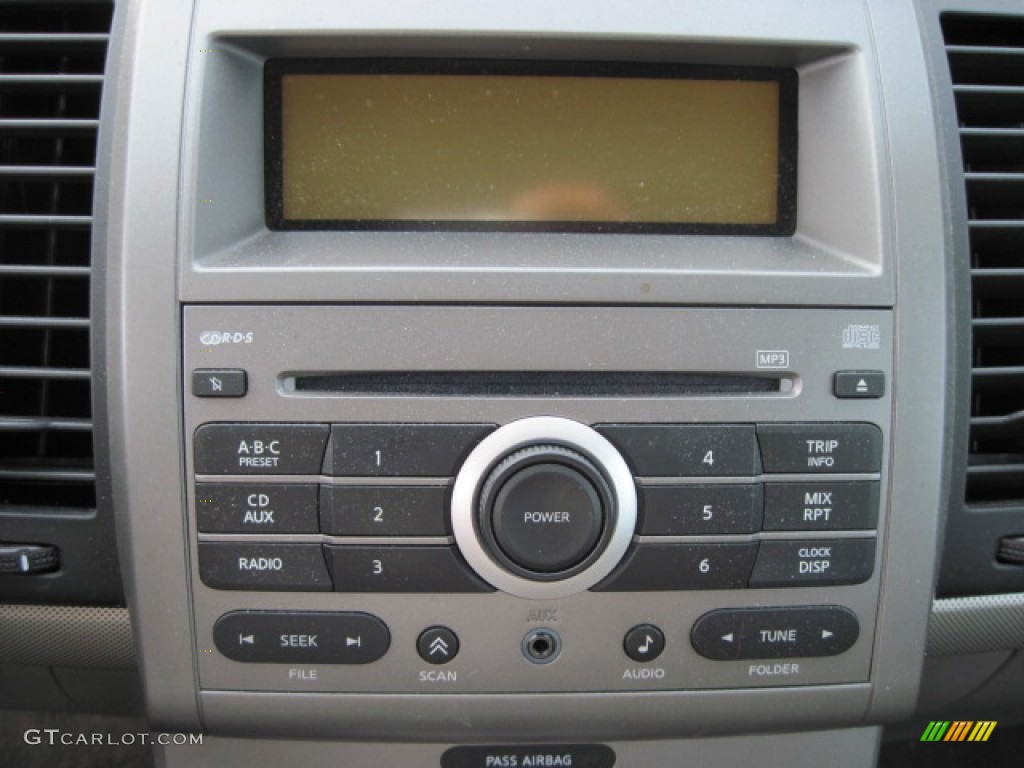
[920,721,996,742]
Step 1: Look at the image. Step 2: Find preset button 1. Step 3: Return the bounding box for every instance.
[330,424,494,477]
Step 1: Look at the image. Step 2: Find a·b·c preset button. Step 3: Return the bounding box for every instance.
[194,423,329,475]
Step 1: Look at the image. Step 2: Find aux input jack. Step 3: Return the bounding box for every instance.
[522,628,562,664]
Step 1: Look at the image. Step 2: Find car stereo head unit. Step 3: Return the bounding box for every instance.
[103,0,951,749]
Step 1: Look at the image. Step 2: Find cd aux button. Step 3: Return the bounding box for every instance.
[195,483,319,534]
[596,425,758,477]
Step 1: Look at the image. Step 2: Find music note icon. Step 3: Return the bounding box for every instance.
[638,635,654,654]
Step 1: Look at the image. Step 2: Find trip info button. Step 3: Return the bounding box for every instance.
[757,423,882,474]
[441,745,616,768]
[213,610,390,664]
[749,539,876,588]
[194,423,329,475]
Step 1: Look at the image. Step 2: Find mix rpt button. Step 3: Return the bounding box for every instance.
[762,481,879,531]
[749,539,876,588]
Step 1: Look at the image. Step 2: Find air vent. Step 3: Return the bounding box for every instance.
[942,15,1024,505]
[0,3,113,512]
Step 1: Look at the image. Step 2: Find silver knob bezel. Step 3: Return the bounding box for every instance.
[451,417,637,599]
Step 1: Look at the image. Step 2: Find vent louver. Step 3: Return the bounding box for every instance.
[943,15,1024,505]
[0,3,112,511]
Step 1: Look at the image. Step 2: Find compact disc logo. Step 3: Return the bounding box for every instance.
[199,331,254,346]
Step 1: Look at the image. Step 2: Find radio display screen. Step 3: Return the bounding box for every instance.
[265,61,797,235]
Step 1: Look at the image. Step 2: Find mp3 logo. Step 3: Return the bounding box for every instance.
[199,331,254,346]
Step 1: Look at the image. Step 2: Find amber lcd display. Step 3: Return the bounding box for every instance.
[266,62,796,234]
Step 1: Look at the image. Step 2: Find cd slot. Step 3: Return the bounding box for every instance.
[282,371,790,398]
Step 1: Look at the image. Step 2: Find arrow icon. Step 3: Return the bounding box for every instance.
[429,637,450,656]
[821,629,833,640]
[238,634,254,645]
[346,636,361,648]
[855,379,868,393]
[722,633,734,643]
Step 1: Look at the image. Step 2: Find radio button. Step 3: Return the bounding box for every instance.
[597,425,758,477]
[639,484,761,535]
[196,483,319,534]
[749,539,876,588]
[213,610,390,664]
[593,542,757,592]
[198,542,331,591]
[763,482,879,531]
[690,606,859,661]
[756,423,882,474]
[325,545,493,593]
[330,424,494,477]
[194,424,329,475]
[321,485,449,536]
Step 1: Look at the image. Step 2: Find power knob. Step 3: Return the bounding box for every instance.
[452,418,637,599]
